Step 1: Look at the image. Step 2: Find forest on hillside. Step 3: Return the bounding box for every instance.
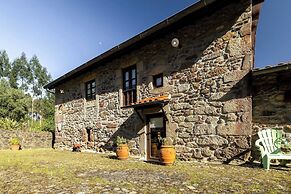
[0,50,54,132]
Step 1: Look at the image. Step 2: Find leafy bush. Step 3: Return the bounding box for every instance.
[0,80,31,122]
[29,118,54,132]
[0,118,21,130]
[42,117,55,133]
[162,137,174,146]
[115,136,127,146]
[28,120,43,132]
[9,137,20,145]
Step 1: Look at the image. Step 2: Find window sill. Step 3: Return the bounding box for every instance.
[85,99,97,107]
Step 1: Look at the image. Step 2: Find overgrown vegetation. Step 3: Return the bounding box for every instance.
[9,137,20,145]
[0,50,54,132]
[0,118,22,130]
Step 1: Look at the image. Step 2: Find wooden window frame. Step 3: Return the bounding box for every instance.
[85,80,96,101]
[153,73,163,88]
[123,65,137,106]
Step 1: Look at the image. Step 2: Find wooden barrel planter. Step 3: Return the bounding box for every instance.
[160,145,176,165]
[116,144,129,160]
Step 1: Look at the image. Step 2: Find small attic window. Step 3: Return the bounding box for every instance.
[153,73,163,88]
[284,90,291,102]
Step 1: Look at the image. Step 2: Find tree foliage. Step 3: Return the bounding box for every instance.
[0,50,10,78]
[29,55,52,97]
[0,50,54,132]
[0,80,31,122]
[1,50,52,97]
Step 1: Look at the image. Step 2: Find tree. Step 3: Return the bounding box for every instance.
[0,50,10,78]
[0,50,54,132]
[17,53,31,91]
[33,95,55,132]
[0,80,31,122]
[6,52,51,96]
[9,52,31,90]
[29,55,51,97]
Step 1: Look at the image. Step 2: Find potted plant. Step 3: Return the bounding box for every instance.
[72,143,81,152]
[115,136,129,160]
[160,137,176,165]
[9,137,21,151]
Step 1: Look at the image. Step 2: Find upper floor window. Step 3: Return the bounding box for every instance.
[85,80,96,100]
[153,73,163,88]
[123,65,137,106]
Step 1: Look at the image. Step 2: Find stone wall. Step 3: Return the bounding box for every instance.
[54,0,256,161]
[251,68,291,161]
[0,129,53,149]
[253,67,291,130]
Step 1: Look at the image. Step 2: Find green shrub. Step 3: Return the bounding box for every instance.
[9,137,20,145]
[29,118,54,132]
[162,137,174,146]
[115,136,127,146]
[29,120,42,132]
[41,117,55,133]
[0,118,21,130]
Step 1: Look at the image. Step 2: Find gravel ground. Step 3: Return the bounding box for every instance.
[0,149,290,193]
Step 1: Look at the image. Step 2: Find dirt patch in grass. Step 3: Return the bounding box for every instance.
[0,149,290,193]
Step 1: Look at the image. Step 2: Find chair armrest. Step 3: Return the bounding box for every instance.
[255,138,263,148]
[255,138,266,156]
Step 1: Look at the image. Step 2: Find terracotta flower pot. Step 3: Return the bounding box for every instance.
[10,144,20,151]
[160,145,176,165]
[116,144,129,160]
[72,144,81,152]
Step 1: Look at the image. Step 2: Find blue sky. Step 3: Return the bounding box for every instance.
[0,0,290,79]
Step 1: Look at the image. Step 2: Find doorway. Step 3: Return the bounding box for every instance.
[146,114,166,160]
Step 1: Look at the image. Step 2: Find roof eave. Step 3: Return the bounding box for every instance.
[44,0,221,90]
[252,63,291,76]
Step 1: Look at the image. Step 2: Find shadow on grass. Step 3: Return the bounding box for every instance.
[239,161,291,171]
[144,160,161,165]
[101,154,118,160]
[238,162,262,169]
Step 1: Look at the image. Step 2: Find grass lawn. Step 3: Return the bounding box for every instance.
[0,149,290,193]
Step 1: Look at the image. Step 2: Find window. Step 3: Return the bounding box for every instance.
[86,128,92,142]
[85,80,96,100]
[153,73,163,88]
[285,90,291,102]
[123,65,137,106]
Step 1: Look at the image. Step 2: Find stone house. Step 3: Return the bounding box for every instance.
[45,0,264,162]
